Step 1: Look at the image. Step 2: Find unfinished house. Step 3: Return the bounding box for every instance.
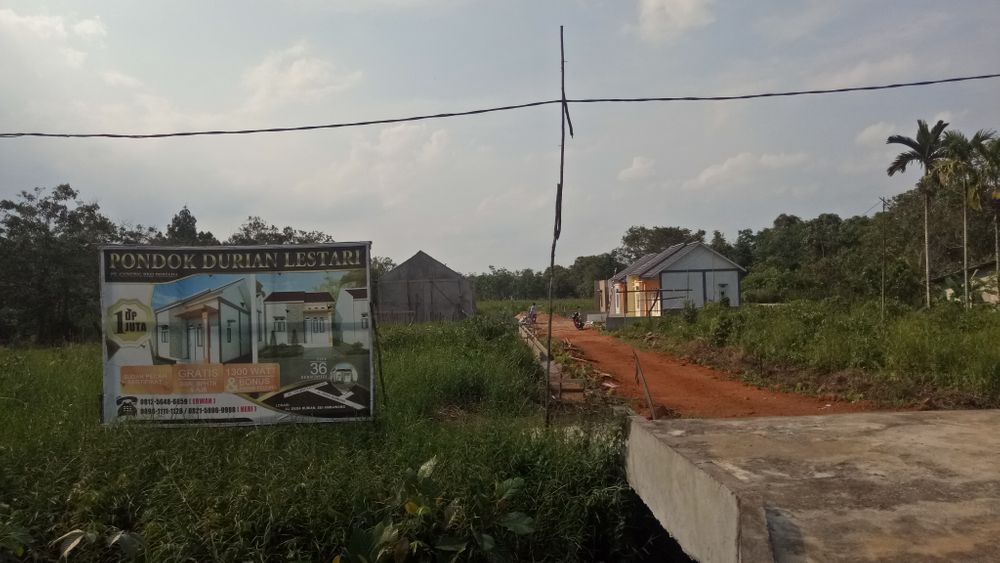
[377,251,476,323]
[153,279,252,364]
[605,242,744,321]
[262,291,335,348]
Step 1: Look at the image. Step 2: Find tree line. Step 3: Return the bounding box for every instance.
[3,119,997,342]
[471,121,1000,307]
[0,187,395,344]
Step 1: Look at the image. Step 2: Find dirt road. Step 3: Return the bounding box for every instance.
[541,314,873,418]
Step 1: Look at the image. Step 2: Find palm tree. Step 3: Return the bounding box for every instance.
[887,119,949,308]
[937,129,995,308]
[978,138,1000,303]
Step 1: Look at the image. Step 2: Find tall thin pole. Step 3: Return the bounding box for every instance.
[924,190,931,308]
[962,177,970,309]
[544,26,570,425]
[880,197,887,322]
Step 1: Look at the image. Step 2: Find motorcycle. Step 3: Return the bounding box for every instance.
[571,311,585,330]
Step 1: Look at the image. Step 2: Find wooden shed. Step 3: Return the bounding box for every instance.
[376,251,476,324]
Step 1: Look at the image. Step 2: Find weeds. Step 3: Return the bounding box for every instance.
[0,313,663,562]
[617,300,1000,406]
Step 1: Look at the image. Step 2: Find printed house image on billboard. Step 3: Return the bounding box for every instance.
[336,287,371,349]
[257,271,370,389]
[262,290,335,348]
[153,277,252,364]
[100,243,374,426]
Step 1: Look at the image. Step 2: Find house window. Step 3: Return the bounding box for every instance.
[312,317,325,333]
[274,317,286,332]
[197,325,203,347]
[257,312,263,342]
[226,320,235,343]
[718,283,730,305]
[361,313,369,329]
[159,325,168,343]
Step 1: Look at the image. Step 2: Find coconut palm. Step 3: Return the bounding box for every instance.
[936,129,995,308]
[887,119,949,308]
[978,137,1000,303]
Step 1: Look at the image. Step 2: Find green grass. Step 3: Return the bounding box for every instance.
[0,313,667,562]
[477,298,593,319]
[616,300,1000,406]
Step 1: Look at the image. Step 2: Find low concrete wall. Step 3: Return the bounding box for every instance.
[627,417,746,563]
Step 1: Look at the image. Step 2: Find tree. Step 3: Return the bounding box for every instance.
[937,129,995,308]
[370,256,396,287]
[225,216,334,245]
[117,222,163,245]
[0,185,119,343]
[732,229,756,269]
[568,253,622,298]
[887,119,949,308]
[709,230,734,260]
[164,206,219,245]
[615,225,705,263]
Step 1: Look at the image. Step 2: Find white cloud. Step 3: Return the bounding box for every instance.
[294,123,450,207]
[855,121,896,147]
[931,110,968,129]
[683,152,808,190]
[294,0,461,10]
[617,156,656,181]
[0,9,66,38]
[0,9,109,70]
[631,0,714,42]
[62,48,87,68]
[103,71,143,89]
[811,54,916,89]
[72,17,106,40]
[241,41,362,113]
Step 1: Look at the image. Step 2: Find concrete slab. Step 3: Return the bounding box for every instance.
[626,410,1000,563]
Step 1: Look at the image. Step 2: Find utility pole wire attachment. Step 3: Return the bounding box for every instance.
[544,26,571,424]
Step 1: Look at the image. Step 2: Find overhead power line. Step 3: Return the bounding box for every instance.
[2,72,998,140]
[567,72,1000,103]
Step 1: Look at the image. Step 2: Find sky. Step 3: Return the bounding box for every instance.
[2,0,999,273]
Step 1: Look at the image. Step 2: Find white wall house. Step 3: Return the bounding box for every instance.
[153,279,252,363]
[335,287,370,349]
[262,291,335,348]
[608,243,745,316]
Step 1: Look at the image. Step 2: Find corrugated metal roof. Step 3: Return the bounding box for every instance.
[638,242,745,278]
[611,242,746,282]
[611,253,659,282]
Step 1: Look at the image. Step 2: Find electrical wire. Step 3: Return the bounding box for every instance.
[1,72,998,140]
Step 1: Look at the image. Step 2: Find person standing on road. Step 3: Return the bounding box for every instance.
[527,302,537,324]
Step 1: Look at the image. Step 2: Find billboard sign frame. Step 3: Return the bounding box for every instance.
[99,242,375,426]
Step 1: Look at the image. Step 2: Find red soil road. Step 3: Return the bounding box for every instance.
[541,314,873,419]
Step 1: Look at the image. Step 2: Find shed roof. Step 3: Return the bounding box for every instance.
[637,242,745,278]
[380,250,465,282]
[611,253,660,282]
[612,242,745,282]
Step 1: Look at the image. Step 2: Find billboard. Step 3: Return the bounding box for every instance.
[99,243,374,425]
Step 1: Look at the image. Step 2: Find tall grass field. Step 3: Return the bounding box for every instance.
[617,300,1000,406]
[0,312,668,562]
